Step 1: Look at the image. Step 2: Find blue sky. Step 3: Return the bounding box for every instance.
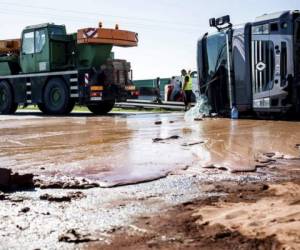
[0,0,298,79]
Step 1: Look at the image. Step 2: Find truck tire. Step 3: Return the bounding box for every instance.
[42,78,72,115]
[38,101,75,115]
[37,103,47,114]
[87,100,115,115]
[0,80,18,114]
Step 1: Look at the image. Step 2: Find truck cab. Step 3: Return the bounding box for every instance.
[197,10,300,116]
[20,23,74,74]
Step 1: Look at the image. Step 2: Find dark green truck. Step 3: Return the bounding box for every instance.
[0,23,138,115]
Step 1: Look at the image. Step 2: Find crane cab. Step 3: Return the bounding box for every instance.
[20,23,70,74]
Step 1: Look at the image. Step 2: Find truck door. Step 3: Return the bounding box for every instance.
[20,28,49,74]
[20,30,35,73]
[34,28,49,72]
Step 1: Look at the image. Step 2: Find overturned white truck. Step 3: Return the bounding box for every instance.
[196,10,300,117]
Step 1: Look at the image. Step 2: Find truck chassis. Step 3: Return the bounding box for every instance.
[0,69,126,115]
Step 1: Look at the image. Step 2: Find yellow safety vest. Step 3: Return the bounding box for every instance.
[183,75,193,91]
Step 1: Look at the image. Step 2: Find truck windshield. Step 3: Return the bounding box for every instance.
[35,29,46,53]
[204,32,227,83]
[202,32,229,113]
[22,32,35,54]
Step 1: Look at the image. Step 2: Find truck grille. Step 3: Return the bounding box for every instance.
[251,40,275,94]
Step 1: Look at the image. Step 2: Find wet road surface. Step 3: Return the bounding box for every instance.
[1,112,300,186]
[0,112,194,187]
[1,112,300,249]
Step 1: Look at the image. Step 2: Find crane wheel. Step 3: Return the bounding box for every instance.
[87,100,115,115]
[0,80,18,114]
[39,100,74,115]
[42,78,71,115]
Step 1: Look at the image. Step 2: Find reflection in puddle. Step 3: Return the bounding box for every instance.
[1,114,300,186]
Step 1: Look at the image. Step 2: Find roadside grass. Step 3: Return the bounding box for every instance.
[19,105,170,113]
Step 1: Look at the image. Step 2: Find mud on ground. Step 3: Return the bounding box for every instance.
[91,180,300,250]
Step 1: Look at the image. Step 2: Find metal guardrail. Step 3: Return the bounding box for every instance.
[116,100,195,111]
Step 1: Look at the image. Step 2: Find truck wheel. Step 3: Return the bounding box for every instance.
[87,100,115,115]
[0,80,18,114]
[43,78,71,115]
[38,100,74,115]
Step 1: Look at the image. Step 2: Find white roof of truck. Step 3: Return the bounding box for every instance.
[255,10,299,22]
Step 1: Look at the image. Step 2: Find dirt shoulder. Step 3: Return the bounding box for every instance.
[89,178,300,250]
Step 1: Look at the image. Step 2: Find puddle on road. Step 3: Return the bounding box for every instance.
[0,113,300,187]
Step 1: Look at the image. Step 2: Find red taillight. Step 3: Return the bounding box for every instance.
[90,92,102,97]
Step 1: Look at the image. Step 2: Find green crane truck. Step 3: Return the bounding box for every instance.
[0,22,138,115]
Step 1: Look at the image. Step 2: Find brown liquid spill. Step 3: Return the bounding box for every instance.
[0,114,300,187]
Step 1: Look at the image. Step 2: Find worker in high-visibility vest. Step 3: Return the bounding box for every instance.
[181,69,193,111]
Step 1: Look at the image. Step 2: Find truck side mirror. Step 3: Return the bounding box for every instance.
[209,15,232,31]
[209,18,216,27]
[216,15,231,26]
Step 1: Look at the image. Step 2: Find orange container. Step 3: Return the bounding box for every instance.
[77,27,138,47]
